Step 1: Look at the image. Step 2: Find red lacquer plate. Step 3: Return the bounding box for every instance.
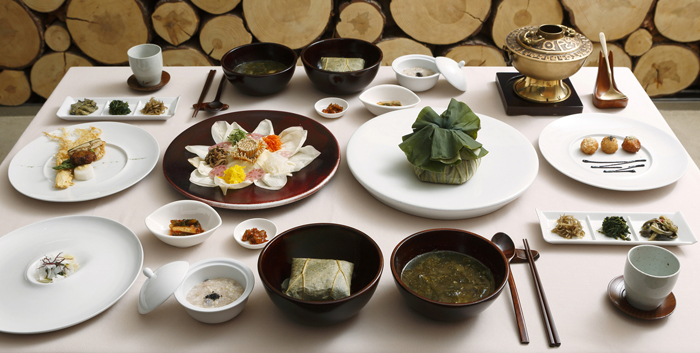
[163,110,340,210]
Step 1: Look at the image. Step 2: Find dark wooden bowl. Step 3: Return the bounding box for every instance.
[300,38,382,95]
[258,223,383,325]
[221,43,297,96]
[391,228,509,321]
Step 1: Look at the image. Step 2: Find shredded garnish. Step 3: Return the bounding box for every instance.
[220,165,246,184]
[551,214,585,239]
[262,135,282,152]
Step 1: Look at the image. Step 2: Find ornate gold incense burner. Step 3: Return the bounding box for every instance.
[503,24,592,103]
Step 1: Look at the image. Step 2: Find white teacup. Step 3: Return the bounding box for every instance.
[127,44,163,87]
[624,245,680,311]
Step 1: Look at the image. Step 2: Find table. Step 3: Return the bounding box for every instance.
[1,66,699,352]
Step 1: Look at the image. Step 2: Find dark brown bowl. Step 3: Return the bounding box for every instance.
[300,38,382,95]
[258,223,383,325]
[391,229,509,321]
[221,43,297,96]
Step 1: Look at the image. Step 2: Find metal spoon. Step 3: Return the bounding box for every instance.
[492,232,529,344]
[598,32,627,100]
[205,75,227,112]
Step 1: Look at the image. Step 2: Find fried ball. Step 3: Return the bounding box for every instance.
[622,136,641,153]
[600,136,618,154]
[580,137,598,155]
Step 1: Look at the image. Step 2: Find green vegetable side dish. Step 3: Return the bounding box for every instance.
[598,216,631,241]
[108,100,131,115]
[226,129,247,144]
[69,99,98,115]
[398,98,488,184]
[52,160,75,170]
[640,216,678,241]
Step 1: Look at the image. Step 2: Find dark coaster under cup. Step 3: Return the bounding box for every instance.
[128,71,170,92]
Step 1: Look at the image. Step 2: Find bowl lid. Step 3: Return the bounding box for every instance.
[504,24,592,62]
[435,57,466,91]
[138,261,189,314]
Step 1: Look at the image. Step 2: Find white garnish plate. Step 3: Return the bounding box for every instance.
[56,96,179,120]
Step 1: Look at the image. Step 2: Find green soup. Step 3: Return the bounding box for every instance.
[233,60,287,75]
[401,250,495,304]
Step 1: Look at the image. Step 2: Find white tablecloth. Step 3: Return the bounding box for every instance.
[1,66,699,352]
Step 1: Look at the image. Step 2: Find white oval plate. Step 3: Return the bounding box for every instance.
[0,216,143,334]
[8,122,159,202]
[538,113,688,191]
[347,108,539,219]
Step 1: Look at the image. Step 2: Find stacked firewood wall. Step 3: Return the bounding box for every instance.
[1,0,699,106]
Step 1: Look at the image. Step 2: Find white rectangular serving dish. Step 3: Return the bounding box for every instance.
[57,96,179,121]
[536,209,697,246]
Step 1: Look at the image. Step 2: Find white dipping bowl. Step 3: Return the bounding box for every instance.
[233,218,277,250]
[173,258,254,324]
[392,54,440,92]
[314,97,348,119]
[145,200,222,248]
[358,84,421,116]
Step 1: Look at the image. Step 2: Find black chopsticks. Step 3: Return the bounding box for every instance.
[524,239,560,347]
[193,69,216,118]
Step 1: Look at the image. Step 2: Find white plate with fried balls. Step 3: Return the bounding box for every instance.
[539,113,688,191]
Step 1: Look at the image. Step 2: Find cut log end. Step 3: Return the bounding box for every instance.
[199,14,252,61]
[490,0,563,50]
[30,51,92,99]
[0,70,32,106]
[336,1,385,43]
[243,0,332,50]
[562,0,655,41]
[624,28,653,57]
[152,0,200,46]
[390,0,490,45]
[376,37,432,66]
[633,44,700,97]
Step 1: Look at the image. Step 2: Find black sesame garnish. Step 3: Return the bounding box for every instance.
[204,292,220,301]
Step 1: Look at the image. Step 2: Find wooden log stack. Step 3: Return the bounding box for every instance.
[2,0,699,106]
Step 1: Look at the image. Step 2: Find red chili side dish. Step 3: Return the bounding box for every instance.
[322,103,343,114]
[242,228,268,244]
[169,219,205,236]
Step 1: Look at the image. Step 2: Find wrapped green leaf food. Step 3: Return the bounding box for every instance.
[283,258,354,301]
[399,99,488,184]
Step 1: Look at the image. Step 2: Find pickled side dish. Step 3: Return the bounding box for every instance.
[401,251,495,304]
[233,60,286,75]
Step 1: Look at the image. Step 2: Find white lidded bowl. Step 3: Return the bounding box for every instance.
[145,200,222,248]
[314,97,348,119]
[358,84,421,116]
[392,54,440,92]
[138,258,254,324]
[233,218,278,250]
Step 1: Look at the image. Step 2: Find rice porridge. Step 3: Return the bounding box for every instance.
[186,277,244,308]
[402,67,436,77]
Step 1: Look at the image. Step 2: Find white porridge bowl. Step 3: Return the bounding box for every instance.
[145,200,222,248]
[233,218,278,250]
[173,258,255,324]
[392,54,440,92]
[314,97,348,119]
[358,84,421,116]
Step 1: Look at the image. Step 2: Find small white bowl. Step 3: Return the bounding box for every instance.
[358,84,421,116]
[173,258,254,324]
[233,218,277,250]
[392,54,440,92]
[145,200,222,248]
[314,97,348,119]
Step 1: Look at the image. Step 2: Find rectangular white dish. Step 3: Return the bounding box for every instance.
[57,96,179,121]
[536,209,697,245]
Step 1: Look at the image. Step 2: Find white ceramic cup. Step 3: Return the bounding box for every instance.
[127,44,163,87]
[623,245,680,311]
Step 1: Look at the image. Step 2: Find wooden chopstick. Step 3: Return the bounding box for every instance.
[523,239,561,347]
[193,69,216,118]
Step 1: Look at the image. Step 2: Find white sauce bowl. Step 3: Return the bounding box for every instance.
[358,84,421,116]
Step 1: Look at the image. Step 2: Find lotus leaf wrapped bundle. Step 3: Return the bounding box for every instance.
[283,258,354,301]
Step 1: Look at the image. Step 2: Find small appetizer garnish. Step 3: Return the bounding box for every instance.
[551,214,585,239]
[44,128,105,189]
[226,128,247,144]
[580,137,598,155]
[377,100,402,106]
[640,216,678,241]
[69,99,98,115]
[242,228,268,244]
[598,216,631,241]
[109,100,131,115]
[262,135,282,152]
[600,136,618,154]
[36,252,80,283]
[169,219,205,235]
[141,97,166,115]
[622,136,641,153]
[322,103,343,114]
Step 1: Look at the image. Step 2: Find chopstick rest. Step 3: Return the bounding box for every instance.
[193,69,216,118]
[524,239,561,347]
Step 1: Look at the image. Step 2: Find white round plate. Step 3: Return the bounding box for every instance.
[538,113,688,191]
[347,108,538,219]
[0,216,143,334]
[8,122,159,202]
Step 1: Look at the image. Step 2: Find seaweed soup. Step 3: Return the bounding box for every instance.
[401,250,495,304]
[233,60,287,75]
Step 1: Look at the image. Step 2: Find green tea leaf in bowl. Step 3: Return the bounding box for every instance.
[109,100,131,115]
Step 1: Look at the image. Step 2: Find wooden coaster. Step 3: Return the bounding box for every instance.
[607,275,676,320]
[127,71,170,92]
[495,72,583,116]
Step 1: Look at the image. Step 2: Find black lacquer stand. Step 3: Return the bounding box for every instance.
[496,72,583,116]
